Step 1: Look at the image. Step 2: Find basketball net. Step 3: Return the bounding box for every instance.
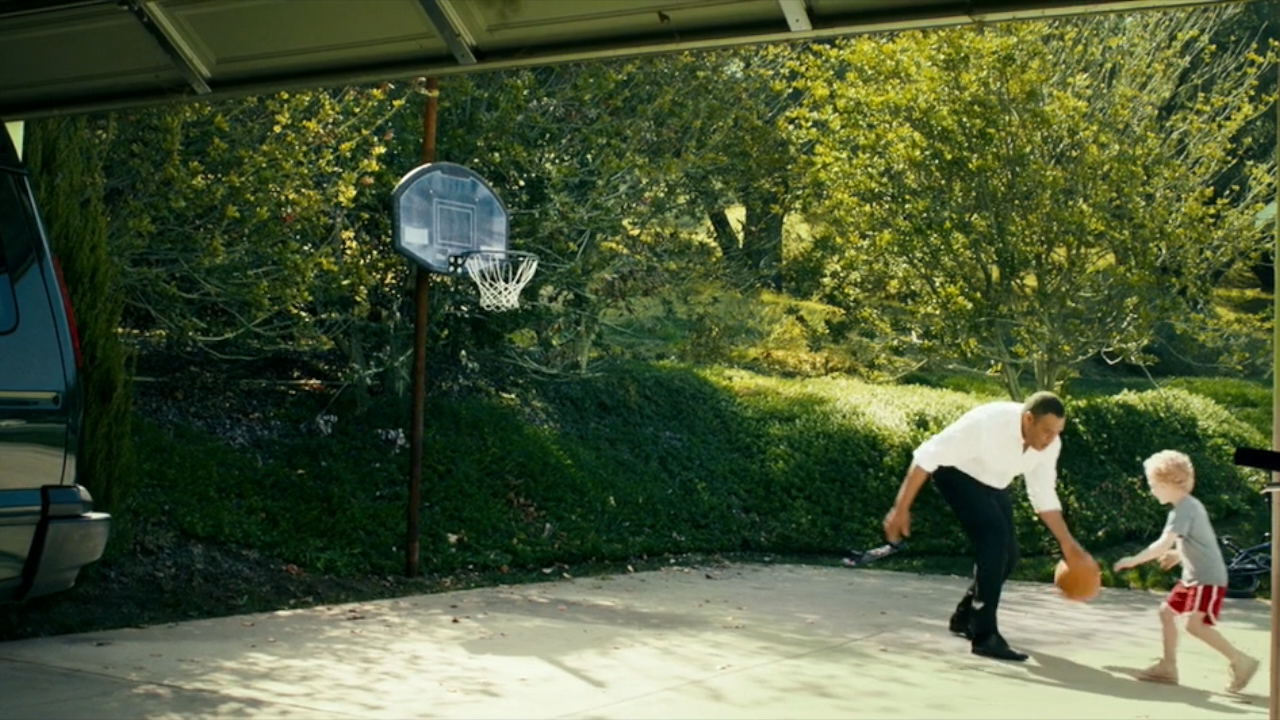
[461,250,538,312]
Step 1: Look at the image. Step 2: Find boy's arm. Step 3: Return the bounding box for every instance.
[1114,530,1178,571]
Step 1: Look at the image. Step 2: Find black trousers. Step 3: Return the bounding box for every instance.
[933,466,1019,641]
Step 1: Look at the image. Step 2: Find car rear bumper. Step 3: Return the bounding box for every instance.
[23,510,109,600]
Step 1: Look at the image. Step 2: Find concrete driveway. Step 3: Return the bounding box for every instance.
[0,563,1270,719]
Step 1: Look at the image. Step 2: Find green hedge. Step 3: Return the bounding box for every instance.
[133,363,1269,576]
[1053,389,1268,550]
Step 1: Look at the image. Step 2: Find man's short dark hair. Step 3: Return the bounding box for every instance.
[1023,391,1065,419]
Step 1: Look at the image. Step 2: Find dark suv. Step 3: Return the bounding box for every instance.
[0,123,109,602]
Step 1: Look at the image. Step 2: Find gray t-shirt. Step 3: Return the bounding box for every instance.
[1164,495,1228,587]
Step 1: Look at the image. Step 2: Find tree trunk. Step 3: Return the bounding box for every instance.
[332,326,373,412]
[575,311,599,374]
[380,336,410,400]
[1250,250,1275,293]
[1033,357,1050,394]
[1000,363,1024,402]
[741,186,786,292]
[707,208,740,262]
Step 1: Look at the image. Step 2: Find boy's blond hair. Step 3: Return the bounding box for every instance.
[1144,449,1196,493]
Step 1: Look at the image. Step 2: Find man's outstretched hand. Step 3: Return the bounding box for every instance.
[1062,541,1098,573]
[883,506,911,543]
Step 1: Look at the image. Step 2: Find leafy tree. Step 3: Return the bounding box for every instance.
[94,45,813,385]
[785,5,1276,398]
[25,116,134,515]
[102,85,415,399]
[407,53,793,375]
[611,47,803,291]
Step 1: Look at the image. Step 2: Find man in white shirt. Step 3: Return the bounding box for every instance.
[882,391,1097,662]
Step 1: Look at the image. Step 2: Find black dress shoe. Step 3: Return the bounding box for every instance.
[948,611,973,640]
[971,633,1028,662]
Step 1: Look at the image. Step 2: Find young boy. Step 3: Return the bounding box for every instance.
[1113,449,1259,693]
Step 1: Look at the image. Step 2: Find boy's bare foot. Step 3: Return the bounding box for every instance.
[1227,654,1260,694]
[1137,659,1179,685]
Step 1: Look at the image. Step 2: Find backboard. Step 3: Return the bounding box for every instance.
[391,162,508,274]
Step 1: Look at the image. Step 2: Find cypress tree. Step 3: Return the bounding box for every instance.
[24,116,134,526]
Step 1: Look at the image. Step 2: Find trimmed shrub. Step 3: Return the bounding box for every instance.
[1052,389,1267,552]
[133,363,1268,575]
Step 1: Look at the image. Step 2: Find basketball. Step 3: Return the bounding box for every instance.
[1054,558,1100,601]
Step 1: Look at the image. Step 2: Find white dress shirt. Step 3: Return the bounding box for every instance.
[911,401,1063,513]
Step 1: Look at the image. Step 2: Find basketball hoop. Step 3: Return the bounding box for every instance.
[451,250,538,312]
[392,163,534,311]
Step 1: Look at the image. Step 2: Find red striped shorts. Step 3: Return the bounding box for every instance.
[1163,582,1226,626]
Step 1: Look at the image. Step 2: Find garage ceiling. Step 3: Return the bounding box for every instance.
[0,0,1236,119]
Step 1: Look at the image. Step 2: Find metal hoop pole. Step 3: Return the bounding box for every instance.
[407,75,438,579]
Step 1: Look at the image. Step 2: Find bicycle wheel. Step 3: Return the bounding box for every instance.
[1227,570,1261,599]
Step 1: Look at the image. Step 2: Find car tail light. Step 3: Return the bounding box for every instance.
[50,256,82,369]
